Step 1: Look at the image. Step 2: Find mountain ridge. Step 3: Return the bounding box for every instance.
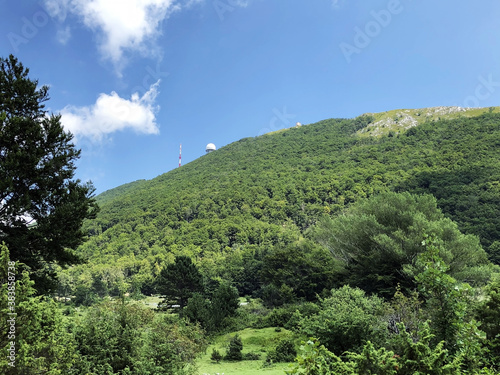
[357,105,500,137]
[96,105,500,202]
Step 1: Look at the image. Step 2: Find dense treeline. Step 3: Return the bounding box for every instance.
[63,111,500,302]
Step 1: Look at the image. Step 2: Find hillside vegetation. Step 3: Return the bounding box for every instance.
[62,108,500,300]
[358,105,500,137]
[7,105,500,374]
[5,55,500,374]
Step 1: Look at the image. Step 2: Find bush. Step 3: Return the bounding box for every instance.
[73,284,97,306]
[210,349,222,363]
[258,302,320,329]
[259,283,296,308]
[225,334,243,361]
[476,273,500,369]
[243,352,261,360]
[298,285,387,354]
[183,281,240,333]
[266,338,297,364]
[264,306,296,327]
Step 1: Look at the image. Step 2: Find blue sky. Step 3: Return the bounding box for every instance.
[1,0,500,194]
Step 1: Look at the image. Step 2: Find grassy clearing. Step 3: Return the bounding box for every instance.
[139,295,162,309]
[358,106,500,138]
[196,327,294,375]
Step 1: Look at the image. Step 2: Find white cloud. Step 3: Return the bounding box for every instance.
[44,0,179,74]
[60,81,161,141]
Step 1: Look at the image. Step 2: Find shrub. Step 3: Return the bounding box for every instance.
[210,349,222,363]
[183,281,240,333]
[266,338,297,364]
[264,306,296,327]
[259,283,296,308]
[225,334,243,361]
[259,302,320,329]
[475,273,500,369]
[243,352,261,360]
[298,285,387,354]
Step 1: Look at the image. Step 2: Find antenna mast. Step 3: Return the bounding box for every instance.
[179,143,182,167]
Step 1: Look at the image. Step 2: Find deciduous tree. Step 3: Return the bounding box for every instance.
[313,192,491,297]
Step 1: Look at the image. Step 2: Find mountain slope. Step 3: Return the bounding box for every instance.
[68,107,500,297]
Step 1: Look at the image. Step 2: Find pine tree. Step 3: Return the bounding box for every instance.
[211,349,222,363]
[0,55,98,293]
[225,334,243,361]
[156,255,203,308]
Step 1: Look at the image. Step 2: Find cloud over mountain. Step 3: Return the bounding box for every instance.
[60,81,161,141]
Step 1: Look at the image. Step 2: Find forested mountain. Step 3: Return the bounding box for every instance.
[62,107,500,301]
[4,53,499,374]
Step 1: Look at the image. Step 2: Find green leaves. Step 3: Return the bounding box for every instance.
[298,285,387,355]
[413,236,489,371]
[183,280,239,333]
[0,243,78,374]
[64,108,500,298]
[156,255,203,309]
[0,55,98,293]
[72,300,206,374]
[225,334,243,361]
[313,192,491,297]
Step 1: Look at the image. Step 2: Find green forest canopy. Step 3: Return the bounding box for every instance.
[61,109,500,300]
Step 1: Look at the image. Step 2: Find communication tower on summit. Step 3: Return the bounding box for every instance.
[179,144,182,167]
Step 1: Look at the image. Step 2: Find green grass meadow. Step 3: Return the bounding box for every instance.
[196,327,294,375]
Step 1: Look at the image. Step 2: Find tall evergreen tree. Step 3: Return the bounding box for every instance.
[156,255,203,308]
[0,55,98,293]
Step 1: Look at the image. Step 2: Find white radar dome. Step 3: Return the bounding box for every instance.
[206,143,216,153]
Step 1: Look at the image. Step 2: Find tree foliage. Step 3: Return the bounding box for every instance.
[414,236,488,370]
[64,109,500,298]
[0,243,77,374]
[183,280,240,332]
[0,55,98,293]
[156,255,203,308]
[72,300,206,375]
[476,273,500,370]
[225,334,243,361]
[260,240,340,306]
[313,192,491,297]
[298,285,387,355]
[288,236,494,374]
[266,337,297,364]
